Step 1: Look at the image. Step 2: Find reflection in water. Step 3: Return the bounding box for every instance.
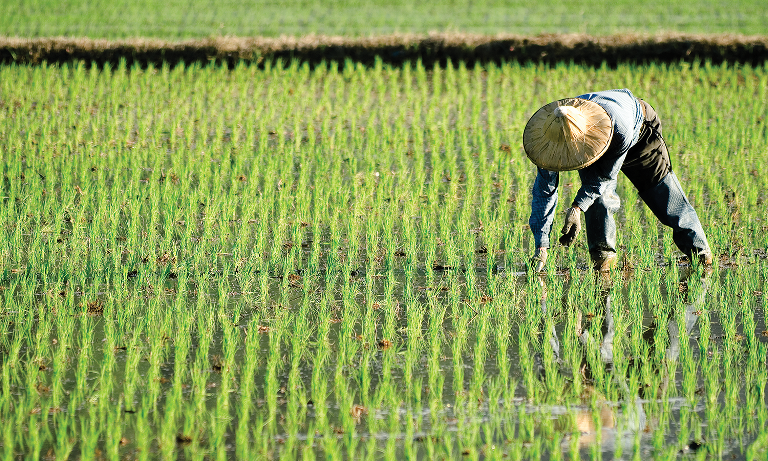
[535,268,712,452]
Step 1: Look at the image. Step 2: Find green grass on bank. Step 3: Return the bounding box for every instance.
[1,0,767,39]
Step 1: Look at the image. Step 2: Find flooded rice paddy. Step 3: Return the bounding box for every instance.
[3,261,766,460]
[1,61,767,459]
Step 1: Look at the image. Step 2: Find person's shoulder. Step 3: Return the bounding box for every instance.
[578,88,634,99]
[613,88,636,99]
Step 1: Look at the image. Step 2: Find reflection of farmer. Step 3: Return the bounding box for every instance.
[536,268,712,450]
[536,277,646,450]
[647,267,712,398]
[524,89,712,271]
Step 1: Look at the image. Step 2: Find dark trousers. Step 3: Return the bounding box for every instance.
[585,99,711,261]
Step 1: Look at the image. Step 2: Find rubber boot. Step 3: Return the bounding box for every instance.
[592,253,618,272]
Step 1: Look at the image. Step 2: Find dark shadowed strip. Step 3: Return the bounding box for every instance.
[1,33,768,67]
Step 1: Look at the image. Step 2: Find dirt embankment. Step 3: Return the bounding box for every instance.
[1,33,767,67]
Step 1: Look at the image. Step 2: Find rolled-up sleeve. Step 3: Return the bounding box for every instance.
[529,168,559,248]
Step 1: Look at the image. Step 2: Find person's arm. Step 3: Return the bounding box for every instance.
[529,168,559,248]
[572,150,627,211]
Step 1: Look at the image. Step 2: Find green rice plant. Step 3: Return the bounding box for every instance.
[3,0,768,38]
[1,59,768,460]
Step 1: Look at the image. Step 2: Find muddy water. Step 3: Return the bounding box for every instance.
[5,263,767,460]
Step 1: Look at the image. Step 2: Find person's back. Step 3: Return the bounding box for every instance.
[524,89,712,272]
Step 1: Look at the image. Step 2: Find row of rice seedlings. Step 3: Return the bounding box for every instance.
[1,59,767,459]
[2,61,767,283]
[5,0,768,38]
[0,258,760,456]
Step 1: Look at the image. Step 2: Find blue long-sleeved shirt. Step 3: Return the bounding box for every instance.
[529,89,644,248]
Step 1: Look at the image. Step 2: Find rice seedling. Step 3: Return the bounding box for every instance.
[0,58,767,459]
[2,0,768,39]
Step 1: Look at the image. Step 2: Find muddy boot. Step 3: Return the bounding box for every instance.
[698,251,713,266]
[591,252,617,272]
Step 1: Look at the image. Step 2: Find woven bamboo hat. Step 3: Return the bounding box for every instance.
[523,98,613,171]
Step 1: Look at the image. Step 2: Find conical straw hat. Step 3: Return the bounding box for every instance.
[523,98,613,171]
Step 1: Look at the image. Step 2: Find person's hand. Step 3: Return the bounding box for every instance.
[559,206,581,246]
[530,247,547,272]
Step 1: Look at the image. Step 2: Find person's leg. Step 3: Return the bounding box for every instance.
[622,99,712,263]
[584,180,620,271]
[638,172,711,261]
[621,99,671,191]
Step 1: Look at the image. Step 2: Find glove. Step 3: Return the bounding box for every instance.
[530,247,547,272]
[559,206,581,246]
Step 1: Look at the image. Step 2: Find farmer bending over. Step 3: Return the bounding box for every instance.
[524,89,712,272]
